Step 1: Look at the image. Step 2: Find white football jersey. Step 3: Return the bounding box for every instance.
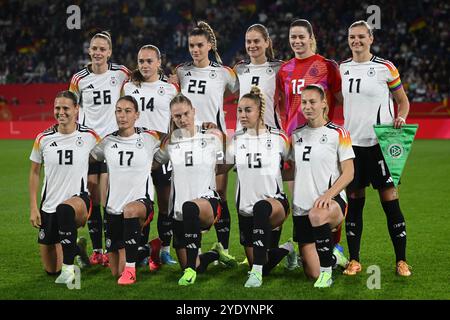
[91,128,160,215]
[290,122,355,216]
[69,63,131,137]
[234,59,283,129]
[176,61,238,132]
[228,127,289,216]
[340,56,403,147]
[157,126,223,221]
[30,124,100,213]
[123,75,179,133]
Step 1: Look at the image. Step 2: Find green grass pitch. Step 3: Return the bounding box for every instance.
[0,139,449,300]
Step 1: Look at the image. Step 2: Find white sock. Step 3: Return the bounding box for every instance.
[161,246,170,253]
[126,262,135,268]
[223,248,229,254]
[252,264,263,274]
[63,264,74,273]
[279,241,294,253]
[320,266,332,274]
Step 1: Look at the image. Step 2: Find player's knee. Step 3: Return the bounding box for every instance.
[308,208,325,226]
[56,203,75,223]
[182,201,199,221]
[253,200,272,218]
[123,205,139,219]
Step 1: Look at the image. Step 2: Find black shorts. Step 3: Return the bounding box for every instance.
[348,144,395,190]
[238,197,289,247]
[152,161,172,187]
[104,198,153,252]
[38,210,59,245]
[293,195,346,244]
[38,192,91,245]
[104,212,124,253]
[88,160,108,175]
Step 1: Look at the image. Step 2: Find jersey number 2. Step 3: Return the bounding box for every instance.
[302,146,312,161]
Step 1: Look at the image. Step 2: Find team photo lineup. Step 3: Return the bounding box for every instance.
[25,9,419,293]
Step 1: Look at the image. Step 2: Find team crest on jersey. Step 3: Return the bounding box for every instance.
[200,139,207,148]
[265,140,273,149]
[106,238,112,249]
[76,137,84,147]
[209,70,217,79]
[266,67,274,75]
[320,135,328,144]
[110,76,118,86]
[39,230,45,240]
[367,67,376,77]
[309,66,319,77]
[136,139,144,149]
[158,87,165,96]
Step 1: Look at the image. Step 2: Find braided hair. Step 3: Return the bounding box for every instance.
[241,86,266,135]
[189,21,223,65]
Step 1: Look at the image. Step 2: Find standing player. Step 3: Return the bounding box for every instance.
[124,45,179,269]
[69,31,130,266]
[175,21,239,256]
[223,87,297,288]
[276,19,342,136]
[234,24,285,250]
[90,96,160,285]
[287,85,353,288]
[155,94,237,286]
[29,91,100,284]
[234,24,283,130]
[340,21,411,276]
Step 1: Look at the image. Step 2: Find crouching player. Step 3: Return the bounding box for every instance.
[90,96,160,285]
[155,94,237,286]
[29,91,99,284]
[286,85,354,288]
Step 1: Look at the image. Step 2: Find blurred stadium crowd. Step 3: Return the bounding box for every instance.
[0,0,448,102]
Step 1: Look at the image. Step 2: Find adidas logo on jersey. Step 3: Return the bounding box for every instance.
[244,68,250,73]
[50,141,58,147]
[185,71,192,76]
[239,144,246,149]
[344,70,350,75]
[132,89,140,94]
[111,143,118,149]
[87,84,94,89]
